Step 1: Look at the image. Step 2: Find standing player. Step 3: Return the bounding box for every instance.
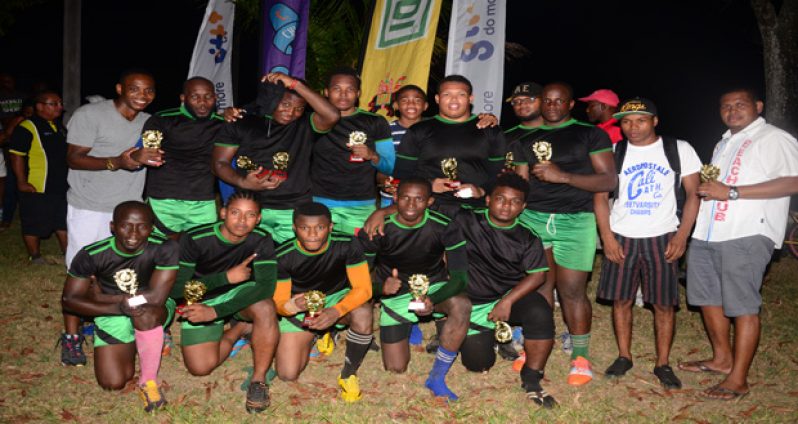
[61,201,178,412]
[504,82,544,145]
[512,82,616,385]
[213,72,339,243]
[172,191,279,413]
[311,67,394,235]
[143,77,223,239]
[456,173,555,408]
[358,178,471,401]
[272,203,373,402]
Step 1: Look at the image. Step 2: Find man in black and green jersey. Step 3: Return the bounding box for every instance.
[393,75,506,216]
[358,178,471,401]
[511,82,617,386]
[61,201,178,412]
[504,82,544,145]
[272,202,373,402]
[311,67,394,235]
[171,191,278,413]
[455,173,556,408]
[213,72,339,243]
[142,77,223,239]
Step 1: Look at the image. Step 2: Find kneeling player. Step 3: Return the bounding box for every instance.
[272,203,373,402]
[61,201,178,412]
[358,178,471,401]
[172,191,278,413]
[456,173,556,408]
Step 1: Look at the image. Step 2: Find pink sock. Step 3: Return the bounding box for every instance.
[135,327,164,385]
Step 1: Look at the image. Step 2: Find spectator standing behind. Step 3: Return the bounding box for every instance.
[579,89,622,144]
[0,73,29,230]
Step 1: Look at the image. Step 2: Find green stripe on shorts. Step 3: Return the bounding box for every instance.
[259,208,295,244]
[278,288,350,333]
[149,198,218,234]
[94,298,176,348]
[180,282,255,346]
[467,300,499,336]
[329,204,376,235]
[520,209,597,272]
[380,282,446,327]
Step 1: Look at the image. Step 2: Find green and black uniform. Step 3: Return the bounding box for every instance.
[357,209,469,343]
[215,113,327,242]
[511,119,612,271]
[394,115,507,214]
[172,222,277,345]
[504,124,539,145]
[143,105,224,235]
[67,235,179,347]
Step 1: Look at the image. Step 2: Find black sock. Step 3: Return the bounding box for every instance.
[520,367,544,392]
[341,330,373,378]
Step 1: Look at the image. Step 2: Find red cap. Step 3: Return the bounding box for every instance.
[577,89,620,107]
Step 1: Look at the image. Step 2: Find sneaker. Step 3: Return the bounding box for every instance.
[338,375,362,402]
[567,356,593,386]
[605,356,633,378]
[316,332,335,356]
[58,333,87,366]
[653,365,682,389]
[29,255,47,265]
[229,335,250,359]
[138,380,167,412]
[560,332,572,355]
[161,332,174,357]
[245,381,270,413]
[525,388,558,409]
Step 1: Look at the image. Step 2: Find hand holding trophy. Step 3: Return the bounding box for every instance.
[408,274,430,311]
[272,151,290,180]
[700,164,721,183]
[302,290,327,327]
[495,321,513,343]
[532,141,552,163]
[114,268,146,307]
[347,131,368,162]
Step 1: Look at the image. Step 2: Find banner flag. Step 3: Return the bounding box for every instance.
[188,0,236,110]
[445,0,506,119]
[261,0,310,78]
[359,0,442,118]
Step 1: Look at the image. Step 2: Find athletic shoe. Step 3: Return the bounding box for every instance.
[229,335,250,359]
[58,333,87,367]
[161,332,174,357]
[245,381,270,413]
[605,356,633,378]
[567,356,593,385]
[139,380,167,412]
[338,375,362,402]
[560,332,572,355]
[29,255,47,265]
[653,365,682,389]
[316,332,335,356]
[525,388,558,409]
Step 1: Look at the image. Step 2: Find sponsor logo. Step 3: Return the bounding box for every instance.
[377,0,434,48]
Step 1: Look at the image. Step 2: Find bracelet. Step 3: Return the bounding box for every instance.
[288,79,298,90]
[105,158,117,171]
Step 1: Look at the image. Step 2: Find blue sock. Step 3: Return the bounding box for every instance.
[425,346,458,401]
[409,324,423,346]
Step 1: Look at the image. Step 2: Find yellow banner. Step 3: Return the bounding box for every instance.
[359,0,442,118]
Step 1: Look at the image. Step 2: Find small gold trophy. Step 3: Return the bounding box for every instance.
[504,151,515,171]
[495,320,513,343]
[183,280,207,305]
[236,155,259,172]
[114,268,146,307]
[272,151,290,180]
[440,158,461,188]
[141,130,163,149]
[700,164,721,183]
[407,274,430,311]
[532,141,552,163]
[348,131,368,162]
[302,290,327,326]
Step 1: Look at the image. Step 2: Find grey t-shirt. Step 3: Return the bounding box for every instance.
[66,100,149,212]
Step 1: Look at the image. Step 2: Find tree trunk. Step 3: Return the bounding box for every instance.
[751,0,798,135]
[62,0,81,124]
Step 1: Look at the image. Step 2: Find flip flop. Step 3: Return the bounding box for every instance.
[702,384,749,401]
[678,360,727,375]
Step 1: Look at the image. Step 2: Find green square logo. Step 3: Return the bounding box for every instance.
[377,0,434,49]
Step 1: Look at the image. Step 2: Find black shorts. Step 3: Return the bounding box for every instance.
[19,191,67,237]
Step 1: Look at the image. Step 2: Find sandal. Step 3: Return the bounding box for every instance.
[678,360,727,375]
[702,384,749,401]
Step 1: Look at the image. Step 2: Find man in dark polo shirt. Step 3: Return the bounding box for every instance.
[578,88,622,144]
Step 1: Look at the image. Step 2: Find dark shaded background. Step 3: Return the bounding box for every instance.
[0,0,764,160]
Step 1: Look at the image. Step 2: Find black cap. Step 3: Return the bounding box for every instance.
[505,82,543,102]
[613,97,658,119]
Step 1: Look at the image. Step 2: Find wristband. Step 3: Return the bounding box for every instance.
[288,79,298,90]
[105,158,117,171]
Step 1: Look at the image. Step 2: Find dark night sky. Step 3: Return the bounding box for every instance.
[0,0,764,160]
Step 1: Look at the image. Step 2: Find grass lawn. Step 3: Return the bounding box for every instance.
[0,219,797,423]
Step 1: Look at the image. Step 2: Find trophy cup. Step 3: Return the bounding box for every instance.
[495,320,513,343]
[700,164,721,183]
[348,131,368,162]
[504,151,515,171]
[272,151,290,180]
[440,158,461,189]
[236,155,259,172]
[114,268,146,307]
[302,290,327,327]
[183,280,207,305]
[532,141,552,163]
[141,130,163,149]
[407,274,430,311]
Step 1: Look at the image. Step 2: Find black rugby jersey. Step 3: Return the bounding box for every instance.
[455,209,548,304]
[394,115,507,207]
[68,235,179,296]
[511,119,612,213]
[276,233,367,295]
[311,109,392,201]
[173,222,277,317]
[504,123,539,145]
[216,113,323,209]
[357,209,467,299]
[143,105,224,201]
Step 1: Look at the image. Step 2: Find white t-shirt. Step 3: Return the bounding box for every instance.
[610,137,701,238]
[693,117,798,248]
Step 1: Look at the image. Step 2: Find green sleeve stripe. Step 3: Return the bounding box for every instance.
[67,272,88,279]
[488,156,504,161]
[364,252,376,256]
[254,260,277,265]
[156,265,179,270]
[214,142,239,147]
[179,261,196,266]
[590,147,613,154]
[525,267,549,274]
[309,112,331,134]
[374,137,393,144]
[512,161,528,165]
[346,260,368,268]
[445,241,467,251]
[277,278,291,284]
[396,154,417,160]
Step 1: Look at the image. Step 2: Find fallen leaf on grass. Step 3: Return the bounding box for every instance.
[40,303,49,309]
[769,406,796,413]
[788,391,798,397]
[60,408,77,421]
[290,395,301,406]
[739,405,758,418]
[173,394,186,406]
[205,385,212,401]
[686,348,700,355]
[70,376,92,385]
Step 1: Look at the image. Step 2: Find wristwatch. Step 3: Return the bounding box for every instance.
[728,186,739,200]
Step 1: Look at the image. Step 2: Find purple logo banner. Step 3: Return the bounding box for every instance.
[260,0,309,78]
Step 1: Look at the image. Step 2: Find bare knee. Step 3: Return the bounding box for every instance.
[443,295,472,323]
[185,362,216,377]
[277,369,301,382]
[347,305,373,335]
[614,299,634,310]
[97,376,129,391]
